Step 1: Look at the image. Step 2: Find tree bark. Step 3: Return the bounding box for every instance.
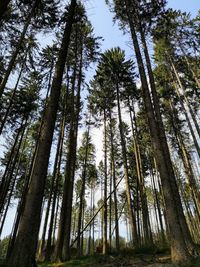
[124,0,195,263]
[103,109,108,254]
[77,125,90,257]
[44,111,65,261]
[116,82,138,245]
[6,1,76,266]
[108,109,120,252]
[129,99,153,245]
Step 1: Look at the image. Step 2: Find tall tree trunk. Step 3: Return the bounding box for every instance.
[139,25,194,250]
[139,7,196,254]
[116,82,138,245]
[77,125,90,257]
[150,165,166,244]
[6,2,76,266]
[124,0,195,263]
[108,109,120,252]
[103,109,108,254]
[44,111,65,261]
[109,162,112,252]
[169,101,200,218]
[39,110,65,260]
[62,44,83,262]
[87,188,93,255]
[54,40,82,261]
[129,99,152,245]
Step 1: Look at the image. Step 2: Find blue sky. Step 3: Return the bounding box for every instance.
[85,0,200,55]
[83,0,200,84]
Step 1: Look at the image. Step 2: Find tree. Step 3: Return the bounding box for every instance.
[6,1,77,266]
[0,0,59,98]
[106,0,198,263]
[94,47,138,245]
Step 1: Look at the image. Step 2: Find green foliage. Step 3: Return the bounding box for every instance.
[0,236,9,260]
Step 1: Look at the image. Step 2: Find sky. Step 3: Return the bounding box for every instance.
[85,0,200,56]
[1,0,200,238]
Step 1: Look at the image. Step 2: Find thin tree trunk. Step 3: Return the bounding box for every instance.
[150,166,166,244]
[173,81,200,158]
[0,0,38,98]
[71,175,124,248]
[116,82,138,245]
[44,113,65,261]
[109,162,112,252]
[77,125,90,257]
[170,60,200,139]
[103,109,108,254]
[0,122,25,213]
[178,42,200,90]
[108,109,120,252]
[62,45,83,262]
[0,125,28,237]
[129,99,152,245]
[0,46,29,134]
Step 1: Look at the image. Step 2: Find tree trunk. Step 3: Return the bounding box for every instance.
[129,99,152,245]
[62,41,83,261]
[169,101,200,218]
[108,109,120,252]
[170,60,200,139]
[71,175,124,248]
[44,111,65,261]
[150,165,166,244]
[172,81,200,158]
[103,109,108,254]
[0,125,28,237]
[116,82,138,245]
[77,125,90,257]
[0,46,29,134]
[54,44,83,262]
[39,110,65,260]
[0,0,38,98]
[0,122,25,214]
[124,0,195,263]
[6,1,76,266]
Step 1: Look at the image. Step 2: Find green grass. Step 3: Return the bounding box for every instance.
[38,255,100,267]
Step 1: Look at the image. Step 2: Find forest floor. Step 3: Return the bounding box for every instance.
[1,250,200,266]
[38,253,200,267]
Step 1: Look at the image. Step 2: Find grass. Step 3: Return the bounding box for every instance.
[38,255,100,267]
